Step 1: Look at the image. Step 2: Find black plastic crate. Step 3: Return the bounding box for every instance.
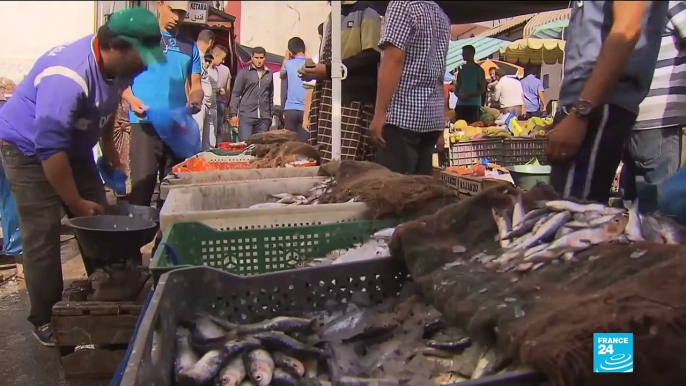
[449,138,503,167]
[502,138,548,166]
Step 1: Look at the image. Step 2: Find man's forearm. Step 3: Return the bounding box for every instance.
[189,86,203,105]
[100,116,121,168]
[121,87,135,104]
[374,49,405,118]
[42,152,82,207]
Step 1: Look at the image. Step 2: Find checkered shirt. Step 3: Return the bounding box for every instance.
[379,1,450,132]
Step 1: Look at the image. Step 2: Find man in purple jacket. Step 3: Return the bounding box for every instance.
[0,8,164,346]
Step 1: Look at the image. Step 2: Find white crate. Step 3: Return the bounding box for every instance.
[160,166,320,200]
[160,177,369,231]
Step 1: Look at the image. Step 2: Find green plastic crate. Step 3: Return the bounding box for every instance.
[150,220,399,281]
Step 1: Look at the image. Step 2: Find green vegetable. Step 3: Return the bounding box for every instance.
[480,113,495,123]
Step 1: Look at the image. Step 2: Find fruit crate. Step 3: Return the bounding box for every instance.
[150,219,398,282]
[502,138,548,166]
[449,138,503,167]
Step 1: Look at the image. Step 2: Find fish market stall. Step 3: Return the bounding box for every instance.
[390,183,686,386]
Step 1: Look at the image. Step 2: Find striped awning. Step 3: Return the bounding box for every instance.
[476,14,535,38]
[522,8,571,38]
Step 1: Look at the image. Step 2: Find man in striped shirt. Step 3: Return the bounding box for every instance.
[621,1,686,213]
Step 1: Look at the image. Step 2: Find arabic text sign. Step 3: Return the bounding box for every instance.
[186,2,208,24]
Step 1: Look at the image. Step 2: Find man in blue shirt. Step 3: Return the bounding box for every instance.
[454,45,486,124]
[520,67,546,118]
[123,0,203,207]
[281,37,308,142]
[0,7,164,346]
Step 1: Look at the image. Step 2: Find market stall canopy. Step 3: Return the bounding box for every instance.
[499,38,565,65]
[522,9,571,38]
[445,37,510,73]
[369,1,569,23]
[531,19,569,39]
[480,59,524,78]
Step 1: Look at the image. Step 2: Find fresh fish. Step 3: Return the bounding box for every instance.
[218,356,247,386]
[411,346,454,358]
[545,200,625,215]
[520,208,549,223]
[303,358,318,379]
[651,214,682,245]
[639,213,666,244]
[223,338,263,359]
[177,349,228,386]
[277,196,298,204]
[206,314,239,332]
[532,212,556,234]
[174,327,199,376]
[588,214,620,227]
[272,193,292,199]
[252,331,330,359]
[246,349,275,386]
[234,316,316,336]
[511,194,525,228]
[523,243,550,258]
[271,368,298,386]
[318,307,369,341]
[426,337,472,351]
[190,316,229,354]
[513,211,572,250]
[343,314,398,343]
[272,352,305,377]
[624,200,644,242]
[564,220,588,229]
[492,208,512,248]
[423,318,446,339]
[554,226,574,240]
[502,210,549,240]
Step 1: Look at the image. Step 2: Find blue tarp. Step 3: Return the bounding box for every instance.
[446,37,511,73]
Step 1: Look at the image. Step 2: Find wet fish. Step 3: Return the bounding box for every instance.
[318,307,369,341]
[511,194,525,228]
[519,208,549,224]
[652,214,682,245]
[303,358,318,379]
[523,243,550,258]
[564,220,588,229]
[246,349,275,386]
[272,352,305,377]
[545,200,625,215]
[639,213,666,244]
[234,316,316,336]
[503,210,549,240]
[426,337,472,351]
[423,318,446,339]
[206,314,239,332]
[531,212,556,234]
[492,208,512,248]
[554,226,574,240]
[272,368,298,386]
[624,200,644,242]
[177,349,228,386]
[411,346,454,358]
[223,338,263,360]
[512,211,572,250]
[174,327,199,376]
[190,316,229,354]
[218,356,247,386]
[252,331,330,359]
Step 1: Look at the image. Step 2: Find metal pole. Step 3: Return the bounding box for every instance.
[330,1,343,160]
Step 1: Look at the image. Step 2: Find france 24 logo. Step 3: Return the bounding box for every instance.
[593,333,633,373]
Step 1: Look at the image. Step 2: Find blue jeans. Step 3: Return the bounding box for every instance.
[238,116,271,142]
[0,164,21,256]
[620,125,682,213]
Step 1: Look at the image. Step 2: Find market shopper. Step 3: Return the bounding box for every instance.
[194,29,217,150]
[0,7,164,345]
[229,47,274,141]
[492,70,526,117]
[214,47,232,143]
[302,1,382,162]
[371,0,450,175]
[621,0,686,213]
[520,67,546,118]
[281,37,308,138]
[547,1,669,204]
[125,0,203,208]
[453,45,486,124]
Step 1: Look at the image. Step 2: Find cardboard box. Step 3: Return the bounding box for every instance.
[439,171,513,199]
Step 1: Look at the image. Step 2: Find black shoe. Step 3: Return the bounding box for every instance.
[33,324,55,347]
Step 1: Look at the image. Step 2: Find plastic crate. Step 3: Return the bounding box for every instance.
[160,177,370,231]
[159,166,321,200]
[150,219,398,281]
[502,138,548,166]
[119,260,409,386]
[449,138,503,167]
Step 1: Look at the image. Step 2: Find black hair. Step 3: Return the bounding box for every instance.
[287,37,306,55]
[462,45,476,55]
[252,46,266,56]
[318,23,324,37]
[97,24,136,51]
[198,29,215,43]
[212,45,229,56]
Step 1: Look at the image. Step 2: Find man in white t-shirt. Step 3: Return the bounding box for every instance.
[492,70,526,117]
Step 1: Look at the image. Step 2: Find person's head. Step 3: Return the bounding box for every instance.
[98,8,165,79]
[462,45,476,63]
[157,1,189,32]
[251,46,266,69]
[211,45,228,66]
[197,29,215,54]
[489,67,498,80]
[287,37,306,57]
[318,23,324,41]
[525,65,538,77]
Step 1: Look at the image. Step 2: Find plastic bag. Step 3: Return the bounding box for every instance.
[145,107,202,159]
[658,166,686,224]
[96,157,127,195]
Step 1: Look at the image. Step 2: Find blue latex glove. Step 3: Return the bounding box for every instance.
[96,157,127,195]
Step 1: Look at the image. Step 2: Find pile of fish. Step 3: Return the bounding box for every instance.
[174,290,512,386]
[472,196,684,273]
[306,228,395,267]
[249,178,355,209]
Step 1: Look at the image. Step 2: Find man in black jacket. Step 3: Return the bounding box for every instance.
[229,47,274,141]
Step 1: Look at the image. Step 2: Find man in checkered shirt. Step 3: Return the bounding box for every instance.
[371,1,450,175]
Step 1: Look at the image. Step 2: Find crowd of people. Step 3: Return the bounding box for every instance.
[0,0,682,350]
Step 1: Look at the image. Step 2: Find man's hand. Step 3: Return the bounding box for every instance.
[302,116,310,131]
[369,115,386,147]
[299,64,328,82]
[69,198,104,218]
[219,88,226,96]
[187,102,201,115]
[230,116,239,128]
[545,113,589,163]
[129,96,148,118]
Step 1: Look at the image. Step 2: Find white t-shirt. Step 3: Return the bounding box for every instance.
[494,76,524,109]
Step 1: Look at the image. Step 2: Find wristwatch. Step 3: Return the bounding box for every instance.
[571,99,593,119]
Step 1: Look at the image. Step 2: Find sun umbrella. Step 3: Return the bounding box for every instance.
[531,19,568,40]
[479,59,524,78]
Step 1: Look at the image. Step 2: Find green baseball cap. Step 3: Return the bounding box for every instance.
[107,7,165,65]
